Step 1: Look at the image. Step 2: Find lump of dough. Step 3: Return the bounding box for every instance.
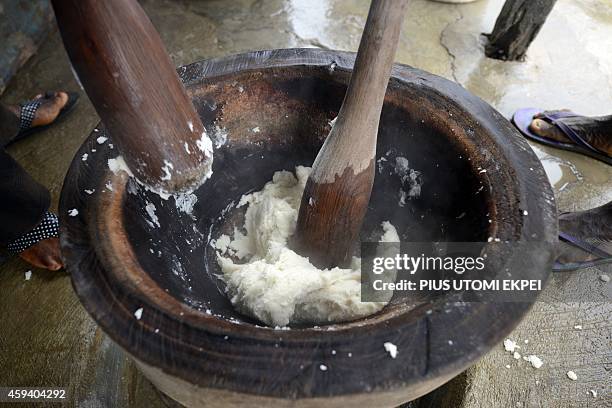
[215,166,399,327]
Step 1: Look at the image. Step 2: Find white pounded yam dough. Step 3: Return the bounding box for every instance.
[215,166,399,327]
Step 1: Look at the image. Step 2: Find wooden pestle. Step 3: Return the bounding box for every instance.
[295,0,408,268]
[51,0,212,195]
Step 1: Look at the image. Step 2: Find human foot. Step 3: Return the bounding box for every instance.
[6,212,63,271]
[555,202,612,271]
[512,108,612,165]
[529,111,612,156]
[18,237,64,271]
[6,91,79,145]
[7,92,69,128]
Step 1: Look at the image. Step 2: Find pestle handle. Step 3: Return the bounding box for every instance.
[51,0,212,194]
[295,0,408,268]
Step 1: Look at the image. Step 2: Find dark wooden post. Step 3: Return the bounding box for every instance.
[51,0,213,194]
[485,0,557,61]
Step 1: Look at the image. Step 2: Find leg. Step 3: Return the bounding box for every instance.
[0,150,62,270]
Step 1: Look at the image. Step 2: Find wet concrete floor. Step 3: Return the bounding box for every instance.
[0,0,610,406]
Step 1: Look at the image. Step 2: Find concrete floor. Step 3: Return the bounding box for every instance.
[0,0,53,94]
[0,0,610,406]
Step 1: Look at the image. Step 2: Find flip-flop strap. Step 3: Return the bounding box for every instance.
[554,258,611,272]
[6,211,59,254]
[541,113,603,155]
[559,231,612,260]
[19,100,42,132]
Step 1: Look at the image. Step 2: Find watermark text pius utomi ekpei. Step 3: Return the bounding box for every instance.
[370,252,541,292]
[360,242,552,302]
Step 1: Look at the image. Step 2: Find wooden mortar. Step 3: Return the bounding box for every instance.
[60,49,557,408]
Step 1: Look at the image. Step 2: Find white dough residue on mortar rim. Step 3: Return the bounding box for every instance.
[109,155,208,210]
[213,166,399,327]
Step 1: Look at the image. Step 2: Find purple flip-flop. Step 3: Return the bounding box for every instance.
[512,108,612,166]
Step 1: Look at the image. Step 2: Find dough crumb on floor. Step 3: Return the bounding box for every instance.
[214,166,399,327]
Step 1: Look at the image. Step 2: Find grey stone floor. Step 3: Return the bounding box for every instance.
[0,0,53,94]
[0,0,610,406]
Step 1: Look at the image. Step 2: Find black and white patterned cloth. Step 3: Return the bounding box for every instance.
[19,100,42,132]
[6,211,59,254]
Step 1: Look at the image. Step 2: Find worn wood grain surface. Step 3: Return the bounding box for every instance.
[296,0,408,268]
[52,0,212,194]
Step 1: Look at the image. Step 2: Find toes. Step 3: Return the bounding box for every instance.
[36,91,69,108]
[529,118,552,136]
[528,118,571,144]
[46,258,64,271]
[39,240,64,271]
[54,91,69,106]
[47,91,69,111]
[32,92,70,126]
[528,118,569,143]
[34,255,62,271]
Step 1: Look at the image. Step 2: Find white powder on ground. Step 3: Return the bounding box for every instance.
[214,166,399,327]
[504,339,519,352]
[525,355,543,369]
